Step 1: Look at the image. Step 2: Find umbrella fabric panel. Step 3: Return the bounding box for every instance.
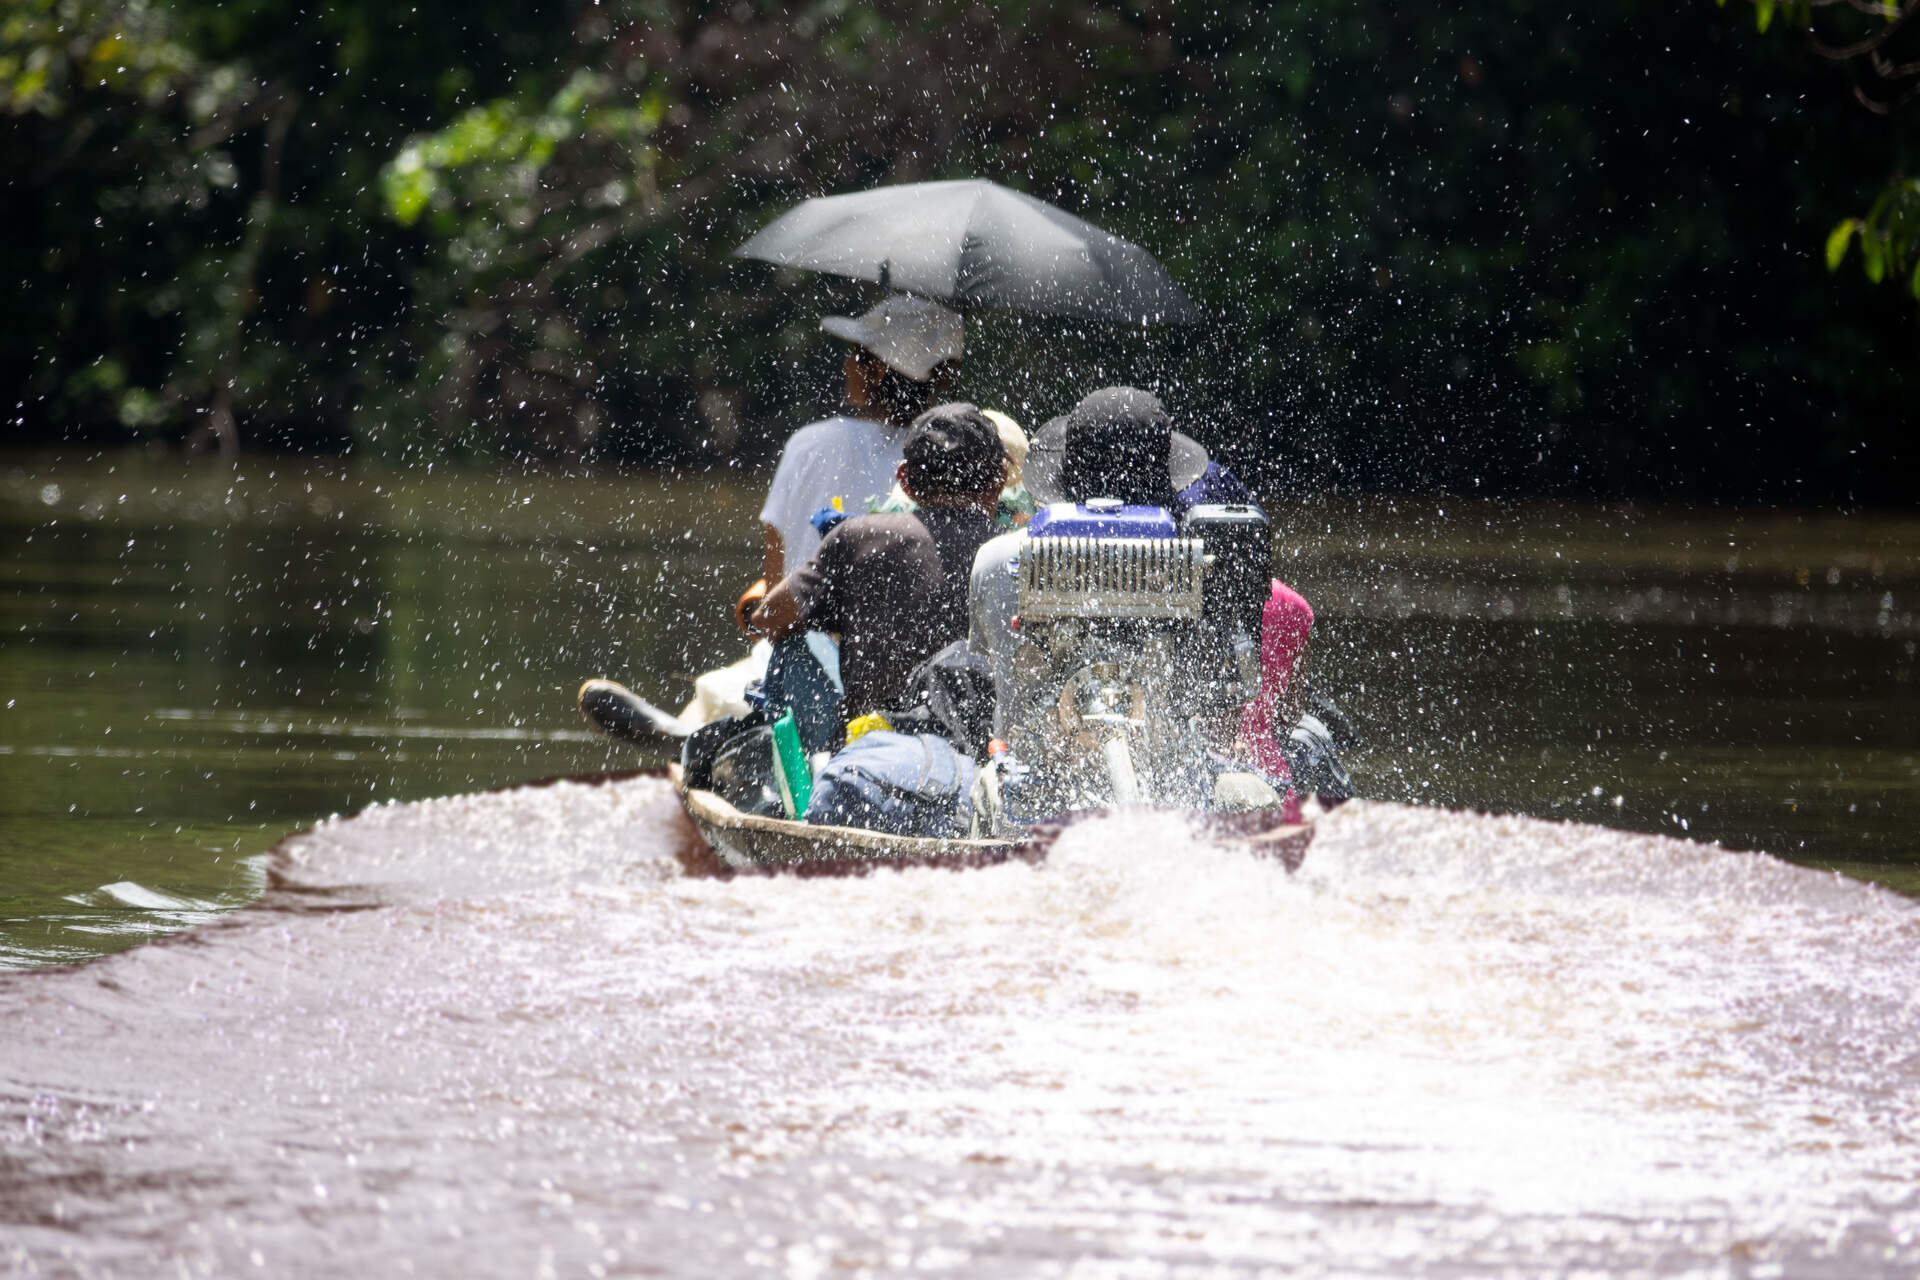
[736,179,1198,325]
[740,183,977,297]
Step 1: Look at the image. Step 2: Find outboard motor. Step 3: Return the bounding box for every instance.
[985,498,1278,830]
[1183,503,1272,655]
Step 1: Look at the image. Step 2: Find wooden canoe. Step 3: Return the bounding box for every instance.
[668,764,1313,877]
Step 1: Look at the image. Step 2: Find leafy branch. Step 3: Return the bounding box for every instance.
[1826,176,1920,294]
[1724,0,1920,298]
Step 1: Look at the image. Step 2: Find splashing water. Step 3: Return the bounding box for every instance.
[4,776,1915,1275]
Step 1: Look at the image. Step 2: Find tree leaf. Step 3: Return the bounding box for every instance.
[1862,235,1886,284]
[1825,219,1858,272]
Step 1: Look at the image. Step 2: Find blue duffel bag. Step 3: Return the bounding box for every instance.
[803,730,975,837]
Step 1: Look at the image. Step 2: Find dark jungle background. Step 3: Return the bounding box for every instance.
[5,0,1917,504]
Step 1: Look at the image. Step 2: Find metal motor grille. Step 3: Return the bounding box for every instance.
[1017,536,1206,619]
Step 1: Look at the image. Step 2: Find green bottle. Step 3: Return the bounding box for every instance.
[770,709,812,819]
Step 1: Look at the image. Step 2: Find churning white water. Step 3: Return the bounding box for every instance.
[4,775,1916,1276]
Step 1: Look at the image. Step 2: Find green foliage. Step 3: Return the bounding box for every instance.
[1722,0,1920,299]
[1825,178,1920,296]
[1,0,263,437]
[0,0,201,116]
[2,0,581,453]
[382,70,657,230]
[363,66,681,456]
[6,0,1917,500]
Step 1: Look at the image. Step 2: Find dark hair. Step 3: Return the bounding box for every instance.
[903,402,1006,499]
[1059,387,1178,508]
[858,351,960,428]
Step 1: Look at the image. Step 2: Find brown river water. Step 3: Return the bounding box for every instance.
[3,456,1918,1275]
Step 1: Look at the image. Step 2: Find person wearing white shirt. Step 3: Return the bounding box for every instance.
[578,296,965,747]
[737,294,964,628]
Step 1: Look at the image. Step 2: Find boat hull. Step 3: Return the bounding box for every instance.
[669,765,1313,876]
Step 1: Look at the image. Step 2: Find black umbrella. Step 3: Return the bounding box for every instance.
[735,178,1200,325]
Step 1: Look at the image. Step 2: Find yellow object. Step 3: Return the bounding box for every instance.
[844,712,891,743]
[832,495,844,512]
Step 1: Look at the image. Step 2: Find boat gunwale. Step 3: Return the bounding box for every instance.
[667,764,1312,874]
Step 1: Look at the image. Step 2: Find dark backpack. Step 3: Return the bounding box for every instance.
[888,639,997,759]
[681,713,786,818]
[804,730,976,837]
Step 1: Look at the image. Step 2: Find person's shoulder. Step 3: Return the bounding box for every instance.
[817,511,929,558]
[971,528,1025,575]
[773,416,847,463]
[1270,579,1312,618]
[1181,459,1259,510]
[833,510,928,541]
[783,414,879,450]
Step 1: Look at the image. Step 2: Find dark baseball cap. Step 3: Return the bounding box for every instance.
[902,402,1007,498]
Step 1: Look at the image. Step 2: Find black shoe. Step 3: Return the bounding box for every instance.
[577,678,693,744]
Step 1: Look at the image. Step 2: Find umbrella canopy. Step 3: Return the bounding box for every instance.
[735,178,1200,325]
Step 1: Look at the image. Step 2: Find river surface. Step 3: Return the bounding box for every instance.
[3,453,1918,1274]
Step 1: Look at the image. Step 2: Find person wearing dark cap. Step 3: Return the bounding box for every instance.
[748,402,1008,742]
[576,299,965,751]
[969,386,1263,734]
[1023,385,1257,515]
[969,387,1321,806]
[736,294,964,631]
